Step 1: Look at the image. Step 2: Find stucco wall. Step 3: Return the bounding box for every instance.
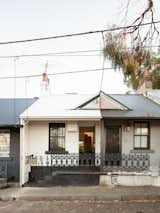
[104,120,160,172]
[150,121,160,171]
[122,121,160,171]
[27,120,101,156]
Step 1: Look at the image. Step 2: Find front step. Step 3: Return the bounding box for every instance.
[37,173,100,186]
[29,166,100,186]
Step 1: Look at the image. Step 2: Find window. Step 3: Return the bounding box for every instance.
[0,130,10,157]
[134,122,149,149]
[49,123,65,153]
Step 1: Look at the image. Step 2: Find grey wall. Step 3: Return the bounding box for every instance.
[102,119,160,172]
[7,128,20,181]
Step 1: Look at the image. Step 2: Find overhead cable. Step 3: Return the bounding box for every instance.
[0,21,159,45]
[0,67,114,80]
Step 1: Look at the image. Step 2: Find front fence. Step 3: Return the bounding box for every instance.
[28,153,150,171]
[104,153,150,172]
[28,153,101,167]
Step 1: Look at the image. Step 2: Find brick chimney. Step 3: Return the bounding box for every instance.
[137,69,152,95]
[40,72,51,97]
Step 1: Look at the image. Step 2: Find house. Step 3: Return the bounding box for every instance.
[0,98,37,183]
[19,88,160,186]
[137,68,160,104]
[145,89,160,105]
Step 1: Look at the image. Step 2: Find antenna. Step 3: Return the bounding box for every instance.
[44,61,48,73]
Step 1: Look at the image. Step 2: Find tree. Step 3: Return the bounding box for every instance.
[103,0,160,90]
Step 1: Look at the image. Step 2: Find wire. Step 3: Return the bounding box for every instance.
[100,32,105,92]
[0,67,114,80]
[0,50,102,59]
[0,44,159,59]
[0,21,159,45]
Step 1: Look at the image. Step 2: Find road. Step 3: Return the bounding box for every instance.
[0,200,160,213]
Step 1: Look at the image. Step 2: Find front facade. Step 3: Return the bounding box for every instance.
[19,92,160,186]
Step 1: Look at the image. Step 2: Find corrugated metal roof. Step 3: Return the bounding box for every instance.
[0,98,38,125]
[146,89,160,104]
[20,94,101,120]
[102,94,160,119]
[20,93,160,120]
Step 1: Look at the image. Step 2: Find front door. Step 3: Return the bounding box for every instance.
[79,127,95,165]
[105,126,121,166]
[106,126,121,153]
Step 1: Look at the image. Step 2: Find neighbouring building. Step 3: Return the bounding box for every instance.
[137,68,160,104]
[0,98,37,183]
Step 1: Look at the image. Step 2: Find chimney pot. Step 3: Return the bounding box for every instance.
[137,68,152,95]
[40,72,51,97]
[42,72,49,82]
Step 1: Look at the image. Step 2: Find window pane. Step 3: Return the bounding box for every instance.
[134,136,141,148]
[141,123,148,135]
[49,123,65,153]
[141,136,148,148]
[134,122,149,149]
[0,131,10,156]
[134,123,141,134]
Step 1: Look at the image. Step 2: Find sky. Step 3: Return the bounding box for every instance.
[0,0,159,97]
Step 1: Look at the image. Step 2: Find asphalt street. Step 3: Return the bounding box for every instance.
[0,200,160,213]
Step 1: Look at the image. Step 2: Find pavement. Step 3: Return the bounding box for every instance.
[1,200,160,213]
[0,185,160,201]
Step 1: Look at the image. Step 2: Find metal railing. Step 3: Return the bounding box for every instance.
[104,153,150,172]
[28,153,150,172]
[29,153,101,167]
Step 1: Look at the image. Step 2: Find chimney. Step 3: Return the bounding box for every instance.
[40,72,51,97]
[137,69,152,95]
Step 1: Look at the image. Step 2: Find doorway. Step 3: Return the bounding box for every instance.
[79,127,95,165]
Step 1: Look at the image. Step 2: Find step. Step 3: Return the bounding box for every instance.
[38,174,100,186]
[52,171,103,176]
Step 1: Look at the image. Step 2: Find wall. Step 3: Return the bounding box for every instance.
[0,127,20,182]
[21,120,101,184]
[99,174,160,186]
[150,120,160,171]
[27,120,101,156]
[104,120,160,172]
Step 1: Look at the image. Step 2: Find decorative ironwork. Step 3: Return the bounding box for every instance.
[0,159,8,179]
[104,153,150,172]
[30,153,101,167]
[29,153,150,171]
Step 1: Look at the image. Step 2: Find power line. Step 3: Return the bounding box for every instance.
[0,21,159,45]
[0,44,160,59]
[0,50,102,59]
[0,67,113,80]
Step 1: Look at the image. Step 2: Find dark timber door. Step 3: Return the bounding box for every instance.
[106,126,121,153]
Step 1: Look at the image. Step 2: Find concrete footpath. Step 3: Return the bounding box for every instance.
[0,186,160,201]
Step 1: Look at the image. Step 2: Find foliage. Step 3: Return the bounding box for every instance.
[103,31,151,89]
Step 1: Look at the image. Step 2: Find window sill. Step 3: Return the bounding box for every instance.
[45,150,69,155]
[130,149,154,154]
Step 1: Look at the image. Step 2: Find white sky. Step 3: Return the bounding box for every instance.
[0,0,159,97]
